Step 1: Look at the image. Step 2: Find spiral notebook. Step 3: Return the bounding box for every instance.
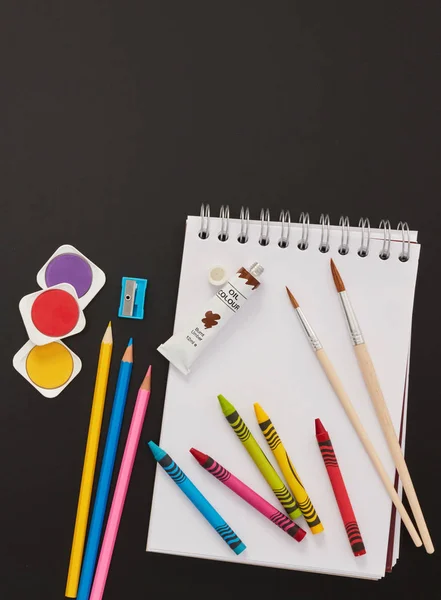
[147,209,420,580]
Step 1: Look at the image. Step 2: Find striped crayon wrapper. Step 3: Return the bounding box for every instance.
[254,403,323,534]
[191,449,306,542]
[148,441,246,555]
[315,419,366,557]
[218,394,301,519]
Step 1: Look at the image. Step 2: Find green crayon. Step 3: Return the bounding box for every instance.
[218,394,301,519]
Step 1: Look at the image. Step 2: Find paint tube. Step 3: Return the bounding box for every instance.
[158,262,264,375]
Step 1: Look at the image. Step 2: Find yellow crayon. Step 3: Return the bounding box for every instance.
[254,403,324,534]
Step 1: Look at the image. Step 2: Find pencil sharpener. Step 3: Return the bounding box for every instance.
[118,277,148,320]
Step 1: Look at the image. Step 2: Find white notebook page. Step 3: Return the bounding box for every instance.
[148,216,420,580]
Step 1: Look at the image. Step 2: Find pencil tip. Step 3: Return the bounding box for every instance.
[330,259,345,292]
[122,340,134,362]
[141,365,152,390]
[102,322,113,344]
[285,286,299,309]
[315,418,326,436]
[128,337,133,347]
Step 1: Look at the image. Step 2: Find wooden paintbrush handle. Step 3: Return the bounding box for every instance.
[315,348,422,548]
[354,343,434,554]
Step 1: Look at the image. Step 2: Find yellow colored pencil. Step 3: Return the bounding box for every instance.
[254,403,324,534]
[65,322,113,598]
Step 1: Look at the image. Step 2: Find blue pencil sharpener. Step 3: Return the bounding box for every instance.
[118,277,148,320]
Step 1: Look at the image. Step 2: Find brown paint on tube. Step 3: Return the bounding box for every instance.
[158,262,264,374]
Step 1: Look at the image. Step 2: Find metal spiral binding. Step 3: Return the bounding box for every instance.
[278,210,291,248]
[357,218,371,257]
[259,209,271,246]
[197,205,412,261]
[238,207,250,243]
[319,214,330,253]
[397,221,410,262]
[338,216,350,255]
[379,220,391,260]
[199,204,211,239]
[298,212,310,250]
[218,205,230,241]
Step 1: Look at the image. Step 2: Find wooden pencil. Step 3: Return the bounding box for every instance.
[76,339,134,600]
[330,259,434,554]
[65,322,113,598]
[89,366,152,600]
[285,287,422,548]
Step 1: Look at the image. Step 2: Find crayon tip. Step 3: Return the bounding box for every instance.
[315,418,327,436]
[253,402,270,424]
[147,440,163,461]
[217,394,235,417]
[190,448,209,465]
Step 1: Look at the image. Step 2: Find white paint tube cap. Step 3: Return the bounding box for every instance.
[248,262,264,278]
[208,265,228,286]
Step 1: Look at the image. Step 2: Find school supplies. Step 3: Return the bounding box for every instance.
[65,323,113,598]
[89,366,152,600]
[14,244,106,395]
[118,277,148,319]
[37,244,106,309]
[148,441,246,555]
[158,262,263,375]
[285,286,421,548]
[76,340,133,600]
[254,403,323,534]
[13,340,82,397]
[330,259,434,554]
[315,419,366,557]
[190,449,306,542]
[218,394,301,519]
[148,208,422,579]
[19,284,86,346]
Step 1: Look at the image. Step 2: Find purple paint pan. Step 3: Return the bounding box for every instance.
[45,253,93,298]
[37,244,106,309]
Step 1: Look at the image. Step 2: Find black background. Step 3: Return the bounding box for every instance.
[1,3,440,599]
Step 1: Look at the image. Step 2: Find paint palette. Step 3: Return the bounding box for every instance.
[37,244,106,309]
[13,340,82,398]
[14,244,106,396]
[19,283,86,346]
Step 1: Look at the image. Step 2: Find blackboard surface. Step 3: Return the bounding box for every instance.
[1,3,439,599]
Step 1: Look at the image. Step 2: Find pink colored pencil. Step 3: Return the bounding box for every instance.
[89,366,152,600]
[190,448,306,542]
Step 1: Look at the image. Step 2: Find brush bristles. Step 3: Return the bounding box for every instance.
[285,286,299,309]
[330,259,345,292]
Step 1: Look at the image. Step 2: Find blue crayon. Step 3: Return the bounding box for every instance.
[77,340,134,600]
[148,441,246,555]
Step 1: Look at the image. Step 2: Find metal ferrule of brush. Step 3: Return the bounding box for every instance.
[296,308,323,351]
[339,291,364,345]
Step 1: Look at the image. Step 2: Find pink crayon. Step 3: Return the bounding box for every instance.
[190,449,306,542]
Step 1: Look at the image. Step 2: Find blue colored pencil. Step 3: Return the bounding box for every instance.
[77,340,134,600]
[148,441,246,555]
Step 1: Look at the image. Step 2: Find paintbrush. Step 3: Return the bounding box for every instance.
[330,259,434,554]
[285,286,422,548]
